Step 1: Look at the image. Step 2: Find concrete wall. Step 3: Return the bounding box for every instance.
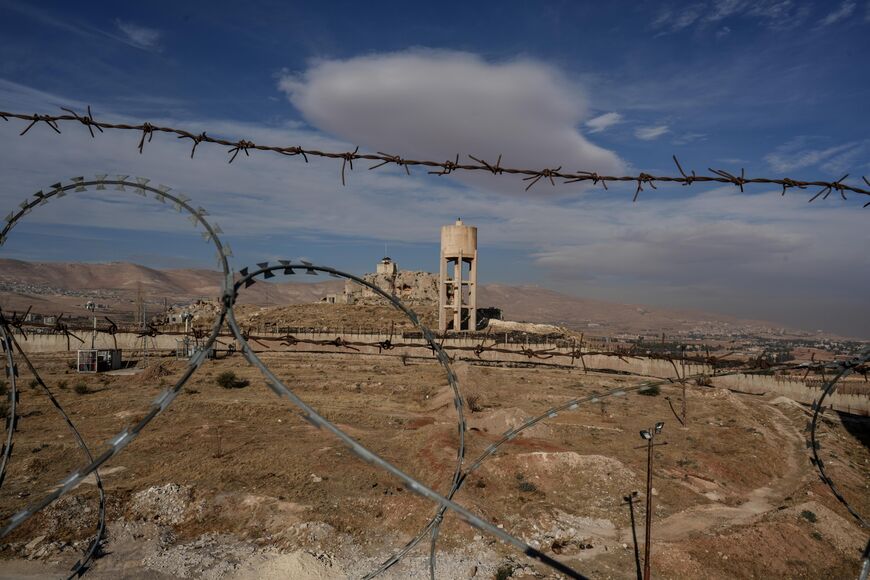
[13,328,868,416]
[13,331,179,353]
[712,373,870,416]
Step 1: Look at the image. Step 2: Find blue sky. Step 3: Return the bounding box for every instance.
[0,0,868,337]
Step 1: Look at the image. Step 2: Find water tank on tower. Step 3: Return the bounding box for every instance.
[439,218,478,332]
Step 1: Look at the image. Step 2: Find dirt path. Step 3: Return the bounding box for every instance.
[656,398,808,542]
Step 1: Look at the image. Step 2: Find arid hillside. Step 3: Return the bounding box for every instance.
[0,259,814,337]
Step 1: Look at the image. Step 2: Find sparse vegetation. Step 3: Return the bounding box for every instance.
[696,374,713,387]
[28,378,40,389]
[518,481,537,493]
[466,393,483,412]
[216,371,249,389]
[801,510,817,523]
[639,384,661,396]
[495,563,516,580]
[56,379,68,390]
[73,382,89,395]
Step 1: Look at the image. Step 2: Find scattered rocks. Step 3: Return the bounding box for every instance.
[131,483,192,525]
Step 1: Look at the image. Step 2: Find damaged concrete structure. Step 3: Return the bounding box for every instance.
[343,257,438,305]
[439,218,478,332]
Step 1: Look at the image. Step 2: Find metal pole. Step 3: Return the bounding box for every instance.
[644,435,654,580]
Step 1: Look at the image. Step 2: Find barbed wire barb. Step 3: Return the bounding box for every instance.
[60,106,102,139]
[1,108,868,205]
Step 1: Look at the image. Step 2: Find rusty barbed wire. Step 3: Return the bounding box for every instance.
[1,160,867,578]
[1,108,869,206]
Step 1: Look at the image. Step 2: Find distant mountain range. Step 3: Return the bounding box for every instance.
[0,259,819,338]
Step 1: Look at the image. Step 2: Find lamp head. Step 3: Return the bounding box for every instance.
[640,430,652,440]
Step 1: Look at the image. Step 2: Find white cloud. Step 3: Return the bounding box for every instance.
[277,50,625,194]
[115,20,162,50]
[764,137,861,172]
[819,1,856,26]
[634,125,669,140]
[585,112,624,133]
[1,78,868,336]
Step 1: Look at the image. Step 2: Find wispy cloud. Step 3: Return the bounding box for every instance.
[819,1,856,26]
[653,1,812,34]
[635,125,669,141]
[673,132,706,145]
[4,3,164,52]
[115,20,162,50]
[764,137,861,172]
[585,112,624,134]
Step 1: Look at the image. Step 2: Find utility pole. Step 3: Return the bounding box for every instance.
[639,422,667,580]
[86,301,96,349]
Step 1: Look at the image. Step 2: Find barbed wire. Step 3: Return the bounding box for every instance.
[1,108,869,205]
[0,316,106,578]
[10,317,864,382]
[1,173,867,579]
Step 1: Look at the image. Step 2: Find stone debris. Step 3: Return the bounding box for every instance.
[131,483,192,525]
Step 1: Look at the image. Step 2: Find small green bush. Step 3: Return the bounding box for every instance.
[801,510,817,523]
[73,382,89,395]
[216,371,249,389]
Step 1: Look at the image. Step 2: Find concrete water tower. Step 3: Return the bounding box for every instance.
[439,218,478,332]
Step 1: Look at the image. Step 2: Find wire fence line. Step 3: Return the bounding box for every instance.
[1,108,870,204]
[0,171,867,578]
[0,320,105,579]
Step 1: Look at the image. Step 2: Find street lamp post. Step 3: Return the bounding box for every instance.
[639,421,666,580]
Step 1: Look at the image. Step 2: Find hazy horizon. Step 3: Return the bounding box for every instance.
[0,1,867,338]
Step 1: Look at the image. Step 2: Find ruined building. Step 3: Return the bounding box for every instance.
[343,257,439,305]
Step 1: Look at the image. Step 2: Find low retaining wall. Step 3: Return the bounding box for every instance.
[713,373,870,416]
[12,331,179,353]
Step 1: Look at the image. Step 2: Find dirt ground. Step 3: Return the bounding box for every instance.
[0,350,868,579]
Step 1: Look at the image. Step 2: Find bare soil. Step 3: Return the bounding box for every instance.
[0,350,867,579]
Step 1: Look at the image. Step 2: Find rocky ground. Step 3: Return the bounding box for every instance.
[0,350,867,579]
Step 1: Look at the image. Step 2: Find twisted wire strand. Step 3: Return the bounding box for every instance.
[807,347,870,528]
[0,318,106,578]
[0,326,18,489]
[231,262,587,579]
[1,108,869,204]
[0,172,866,578]
[375,356,870,577]
[0,177,232,558]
